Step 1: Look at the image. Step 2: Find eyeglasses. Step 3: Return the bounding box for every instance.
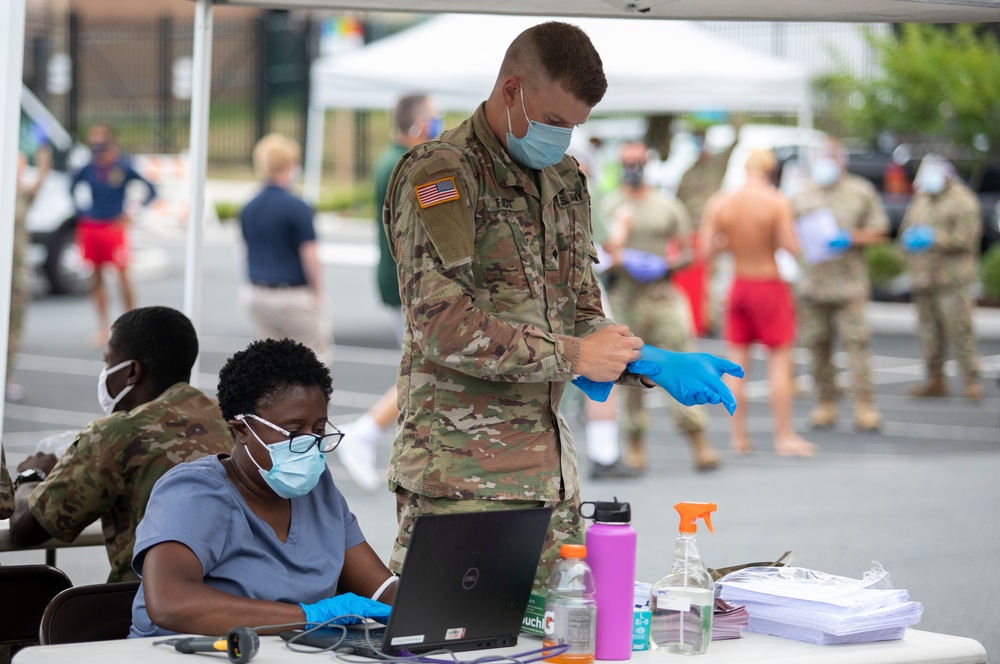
[235,413,344,453]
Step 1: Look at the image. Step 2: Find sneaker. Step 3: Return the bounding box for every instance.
[590,461,643,479]
[335,418,383,493]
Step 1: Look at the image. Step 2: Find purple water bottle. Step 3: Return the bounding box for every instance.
[582,498,637,660]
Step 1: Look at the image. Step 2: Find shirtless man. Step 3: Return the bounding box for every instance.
[701,149,815,457]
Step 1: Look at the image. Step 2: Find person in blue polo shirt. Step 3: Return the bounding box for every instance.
[238,134,330,364]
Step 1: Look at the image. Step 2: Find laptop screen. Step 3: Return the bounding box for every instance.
[281,507,552,657]
[381,507,552,655]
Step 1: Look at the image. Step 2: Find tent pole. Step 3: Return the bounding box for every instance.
[303,95,325,205]
[0,0,27,432]
[184,0,214,388]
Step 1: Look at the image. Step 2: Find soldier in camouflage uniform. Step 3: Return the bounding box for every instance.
[383,22,741,587]
[8,306,230,582]
[1,445,13,519]
[675,132,737,335]
[899,155,982,400]
[603,141,719,473]
[793,138,888,431]
[675,132,736,228]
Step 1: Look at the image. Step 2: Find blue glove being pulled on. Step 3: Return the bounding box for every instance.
[827,229,852,254]
[620,248,669,283]
[902,225,934,253]
[572,361,660,402]
[300,592,392,628]
[627,344,744,415]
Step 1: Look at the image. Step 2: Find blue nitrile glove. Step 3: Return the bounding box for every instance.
[300,593,392,628]
[902,225,934,253]
[572,376,614,402]
[620,248,669,283]
[827,229,852,254]
[572,361,660,403]
[627,344,744,415]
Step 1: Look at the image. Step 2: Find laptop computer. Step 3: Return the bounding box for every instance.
[281,506,552,657]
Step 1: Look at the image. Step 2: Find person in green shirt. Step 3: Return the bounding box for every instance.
[336,93,442,493]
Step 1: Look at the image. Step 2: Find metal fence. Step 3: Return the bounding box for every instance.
[23,8,313,167]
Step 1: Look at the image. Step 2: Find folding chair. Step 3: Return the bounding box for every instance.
[39,580,141,645]
[0,564,72,657]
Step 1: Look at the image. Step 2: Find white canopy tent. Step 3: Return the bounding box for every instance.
[2,0,1000,435]
[302,13,810,200]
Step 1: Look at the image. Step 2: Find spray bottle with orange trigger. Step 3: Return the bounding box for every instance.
[649,502,717,655]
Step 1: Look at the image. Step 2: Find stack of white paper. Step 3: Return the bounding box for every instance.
[716,563,922,645]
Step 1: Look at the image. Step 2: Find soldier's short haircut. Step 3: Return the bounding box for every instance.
[502,22,607,107]
[216,338,333,423]
[395,94,430,136]
[110,306,198,392]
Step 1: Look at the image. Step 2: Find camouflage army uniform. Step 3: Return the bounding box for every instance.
[27,383,230,582]
[794,174,888,409]
[384,104,647,586]
[899,179,982,389]
[601,189,709,458]
[675,144,735,227]
[1,445,13,519]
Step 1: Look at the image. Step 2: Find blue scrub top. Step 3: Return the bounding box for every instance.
[129,455,365,637]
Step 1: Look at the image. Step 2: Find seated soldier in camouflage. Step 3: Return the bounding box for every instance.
[9,306,231,582]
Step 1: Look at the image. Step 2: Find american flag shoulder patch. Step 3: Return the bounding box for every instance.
[415,176,460,208]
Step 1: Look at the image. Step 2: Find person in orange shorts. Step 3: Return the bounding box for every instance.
[71,124,156,346]
[701,149,815,457]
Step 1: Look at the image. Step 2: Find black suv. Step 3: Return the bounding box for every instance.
[845,142,1000,253]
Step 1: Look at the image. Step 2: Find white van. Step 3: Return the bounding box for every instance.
[19,84,94,295]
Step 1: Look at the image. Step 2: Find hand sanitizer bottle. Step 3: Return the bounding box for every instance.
[649,502,717,655]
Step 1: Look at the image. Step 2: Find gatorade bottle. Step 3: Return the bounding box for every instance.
[649,502,717,655]
[582,498,636,660]
[543,544,597,664]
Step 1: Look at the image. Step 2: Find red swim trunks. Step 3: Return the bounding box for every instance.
[724,278,796,348]
[76,217,129,267]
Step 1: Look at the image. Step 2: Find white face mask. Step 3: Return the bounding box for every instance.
[918,167,947,195]
[810,158,841,188]
[97,359,135,415]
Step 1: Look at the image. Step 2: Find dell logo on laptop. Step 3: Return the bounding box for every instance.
[462,568,480,589]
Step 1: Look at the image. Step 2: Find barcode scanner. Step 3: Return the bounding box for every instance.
[155,626,259,663]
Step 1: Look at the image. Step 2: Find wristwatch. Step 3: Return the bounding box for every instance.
[14,467,48,489]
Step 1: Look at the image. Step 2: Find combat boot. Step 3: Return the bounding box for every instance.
[809,401,837,429]
[625,435,647,472]
[906,374,948,398]
[688,430,721,472]
[854,402,882,432]
[963,381,983,401]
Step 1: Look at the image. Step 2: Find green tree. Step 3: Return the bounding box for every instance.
[814,24,1000,187]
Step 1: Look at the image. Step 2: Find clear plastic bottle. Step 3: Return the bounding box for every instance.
[543,544,597,664]
[649,502,717,655]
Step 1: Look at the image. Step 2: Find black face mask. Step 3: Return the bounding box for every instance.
[622,162,644,188]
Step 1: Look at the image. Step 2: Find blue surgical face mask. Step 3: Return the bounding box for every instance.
[505,87,573,170]
[810,158,841,188]
[238,414,328,499]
